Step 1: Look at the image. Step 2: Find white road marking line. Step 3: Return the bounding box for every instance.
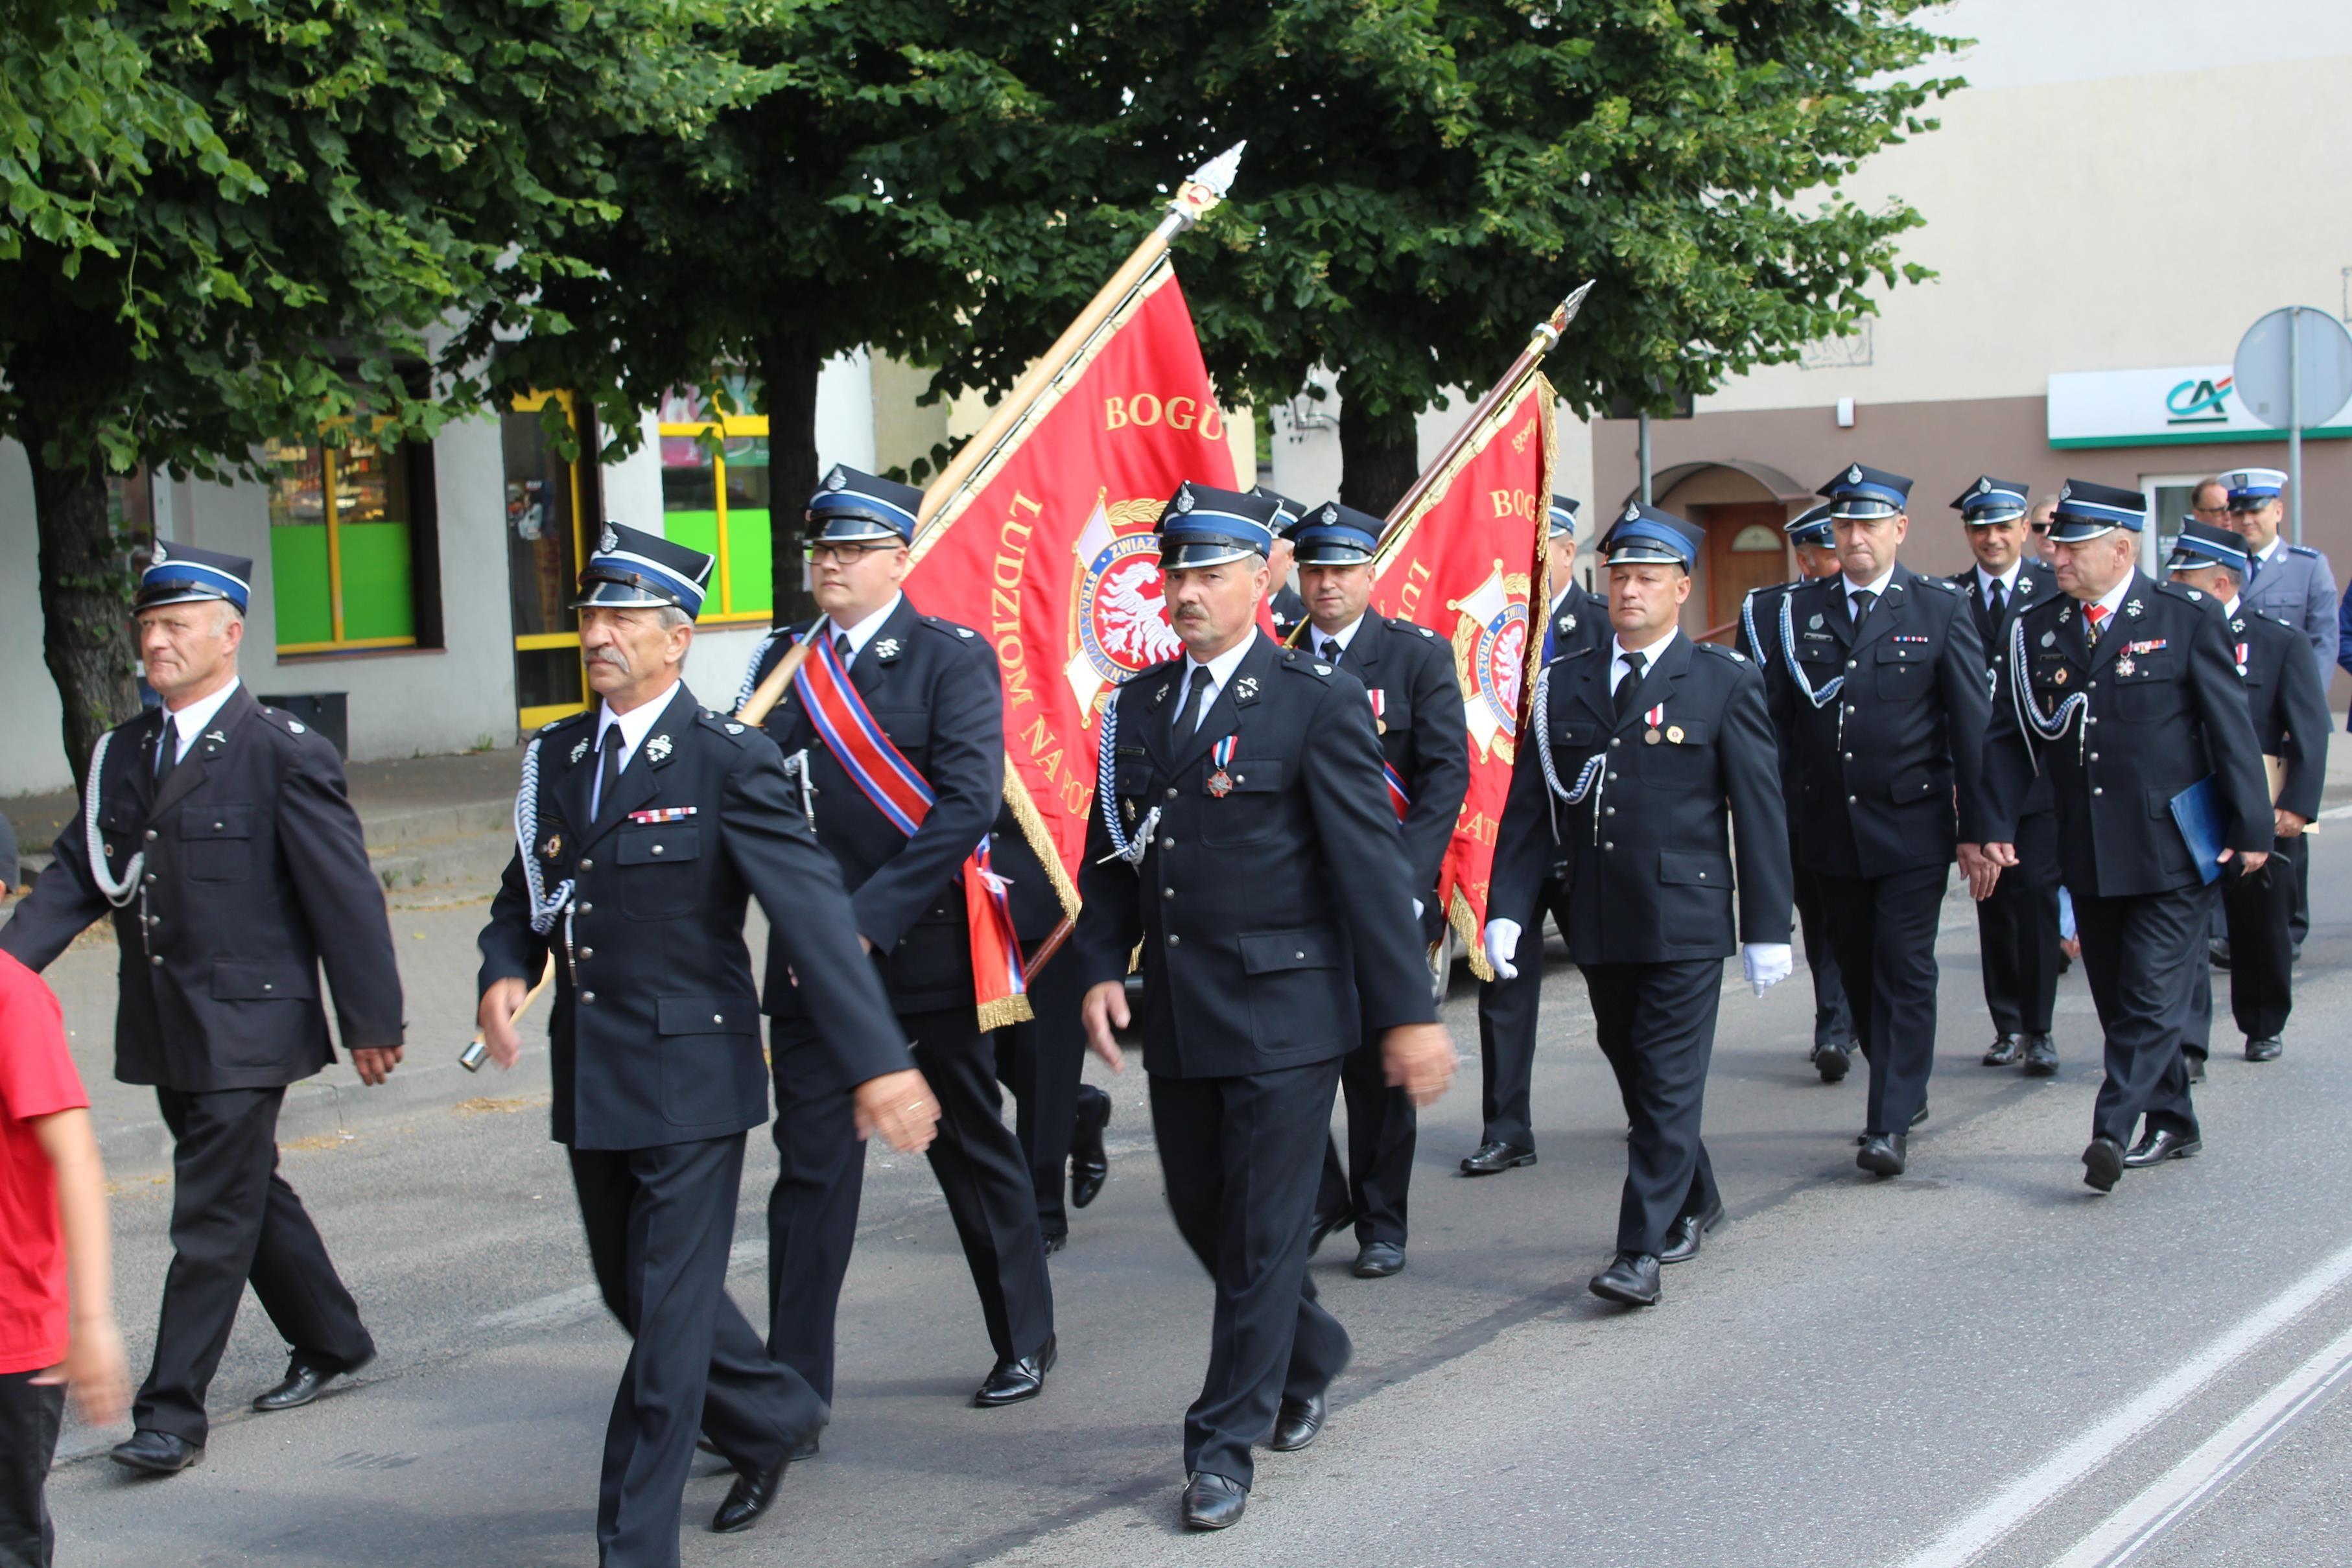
[2318,802,2352,821]
[2050,1318,2352,1568]
[1892,1238,2352,1568]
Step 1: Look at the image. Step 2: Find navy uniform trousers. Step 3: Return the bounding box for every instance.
[1815,863,1950,1132]
[2073,889,2204,1146]
[1975,808,2064,1040]
[2188,855,2298,1052]
[1791,850,1854,1052]
[991,945,1095,1241]
[1473,877,1573,1151]
[1583,961,1723,1253]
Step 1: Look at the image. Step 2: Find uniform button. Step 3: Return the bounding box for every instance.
[1848,794,1858,803]
[2087,681,2097,690]
[1698,872,1707,880]
[580,858,594,871]
[150,954,163,967]
[1605,806,1616,815]
[263,983,274,992]
[1610,738,1622,749]
[713,1013,724,1024]
[1608,772,1619,782]
[1234,774,1245,784]
[578,902,594,914]
[1160,837,1175,849]
[1603,840,1614,850]
[580,946,594,959]
[582,990,597,1003]
[1843,752,1853,761]
[1166,787,1179,800]
[2089,753,2099,762]
[651,844,664,856]
[2092,787,2103,797]
[145,830,158,841]
[1295,950,1306,959]
[1847,660,1857,670]
[1164,887,1176,898]
[1167,934,1181,947]
[144,874,156,885]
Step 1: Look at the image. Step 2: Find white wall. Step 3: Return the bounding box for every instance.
[0,443,64,797]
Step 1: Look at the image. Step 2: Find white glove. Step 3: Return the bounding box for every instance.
[1742,942,1793,997]
[1412,898,1424,921]
[1483,919,1523,981]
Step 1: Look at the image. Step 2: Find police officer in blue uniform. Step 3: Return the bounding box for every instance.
[475,524,932,1560]
[1984,482,2272,1189]
[2225,467,2333,955]
[739,467,1057,1410]
[2,543,402,1475]
[1488,506,1792,1308]
[1292,501,1470,1279]
[1948,477,2066,1075]
[1464,495,1609,1175]
[1736,502,1857,1080]
[1074,482,1455,1532]
[1772,465,1992,1176]
[2163,521,2327,1073]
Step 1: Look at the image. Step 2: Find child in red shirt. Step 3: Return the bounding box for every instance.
[1,915,127,1565]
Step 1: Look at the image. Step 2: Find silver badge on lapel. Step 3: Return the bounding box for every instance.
[203,729,227,746]
[1562,614,1578,632]
[1151,681,1171,707]
[646,734,672,764]
[2125,599,2144,618]
[1235,676,1259,699]
[873,637,900,659]
[2017,574,2034,594]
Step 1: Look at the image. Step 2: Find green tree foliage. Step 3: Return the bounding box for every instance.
[1,0,755,780]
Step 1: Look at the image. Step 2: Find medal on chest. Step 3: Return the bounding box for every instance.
[1368,688,1387,734]
[1642,702,1666,744]
[1206,734,1238,798]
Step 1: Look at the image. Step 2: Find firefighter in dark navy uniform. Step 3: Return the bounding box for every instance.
[1735,502,1856,1081]
[2162,520,2327,1073]
[1489,505,1792,1309]
[1947,477,2066,1075]
[475,523,932,1560]
[1984,481,2273,1190]
[1463,495,1608,1176]
[738,466,1057,1412]
[1074,482,1455,1532]
[1291,500,1470,1280]
[2,543,402,1476]
[1772,463,1992,1178]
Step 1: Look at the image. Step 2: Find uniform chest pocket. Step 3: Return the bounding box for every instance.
[1874,642,1931,699]
[1199,758,1284,847]
[867,709,928,753]
[1641,723,1713,789]
[182,804,255,882]
[2114,655,2184,720]
[617,825,701,919]
[1796,641,1841,669]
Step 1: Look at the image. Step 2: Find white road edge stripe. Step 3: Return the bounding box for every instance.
[2317,802,2352,821]
[1892,1238,2352,1568]
[2050,1318,2352,1568]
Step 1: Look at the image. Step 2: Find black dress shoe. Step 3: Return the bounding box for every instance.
[974,1334,1056,1407]
[2124,1129,2202,1167]
[2209,938,2233,970]
[1041,1231,1067,1257]
[1813,1042,1852,1083]
[110,1429,203,1475]
[2082,1136,2124,1193]
[1182,1471,1248,1530]
[1269,1390,1326,1451]
[2022,1035,2058,1077]
[1459,1140,1536,1175]
[253,1350,371,1412]
[1982,1033,2022,1066]
[1068,1086,1111,1210]
[1352,1241,1405,1278]
[1857,1132,1907,1176]
[712,1458,788,1533]
[2246,1036,2283,1062]
[1588,1250,1662,1306]
[1658,1199,1724,1265]
[2185,1050,2208,1084]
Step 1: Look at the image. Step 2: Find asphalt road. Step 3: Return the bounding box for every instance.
[35,843,2352,1568]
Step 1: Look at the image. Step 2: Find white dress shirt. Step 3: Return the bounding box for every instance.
[826,591,904,665]
[1973,562,2021,612]
[591,683,677,816]
[1840,566,1898,622]
[1608,628,1678,696]
[1175,629,1259,732]
[159,677,242,766]
[1310,613,1368,664]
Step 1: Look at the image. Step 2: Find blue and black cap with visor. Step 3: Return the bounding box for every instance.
[574,521,716,618]
[1157,482,1281,570]
[807,464,921,546]
[1818,462,1914,522]
[1285,501,1382,566]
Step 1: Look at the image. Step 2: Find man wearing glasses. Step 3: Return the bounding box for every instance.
[2189,476,2233,529]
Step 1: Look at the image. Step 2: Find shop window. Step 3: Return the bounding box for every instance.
[266,427,441,655]
[659,382,772,625]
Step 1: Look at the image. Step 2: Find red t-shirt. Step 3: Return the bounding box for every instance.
[0,950,89,1375]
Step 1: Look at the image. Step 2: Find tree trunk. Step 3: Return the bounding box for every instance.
[1337,376,1422,518]
[21,415,139,794]
[758,329,823,626]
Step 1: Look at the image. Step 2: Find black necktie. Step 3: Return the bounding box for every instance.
[1850,588,1877,627]
[834,630,853,666]
[594,723,624,821]
[1614,650,1647,723]
[1320,637,1342,666]
[1986,578,2006,622]
[153,721,178,789]
[1175,664,1214,736]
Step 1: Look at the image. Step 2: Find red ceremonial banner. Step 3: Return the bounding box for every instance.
[1367,376,1555,975]
[904,265,1238,915]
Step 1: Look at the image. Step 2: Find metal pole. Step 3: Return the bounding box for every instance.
[1638,410,1653,504]
[2289,306,2305,544]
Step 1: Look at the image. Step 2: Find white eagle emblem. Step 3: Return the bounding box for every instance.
[599,524,619,553]
[1847,464,1863,484]
[825,466,848,491]
[1066,498,1182,714]
[152,541,170,564]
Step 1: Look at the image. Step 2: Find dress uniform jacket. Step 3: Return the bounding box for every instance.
[476,683,910,1150]
[1074,633,1438,1073]
[1492,636,1792,963]
[1952,566,2062,818]
[1,685,403,1087]
[1775,565,1992,874]
[742,596,1002,1015]
[1541,580,1603,664]
[2236,604,2329,822]
[2240,539,2338,690]
[1319,614,1470,925]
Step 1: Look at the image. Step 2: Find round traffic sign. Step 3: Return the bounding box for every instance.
[2233,306,2352,431]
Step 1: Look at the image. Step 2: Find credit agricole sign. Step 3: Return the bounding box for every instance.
[2047,364,2352,449]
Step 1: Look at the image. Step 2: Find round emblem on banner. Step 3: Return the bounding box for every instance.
[1074,525,1182,687]
[1471,602,1528,736]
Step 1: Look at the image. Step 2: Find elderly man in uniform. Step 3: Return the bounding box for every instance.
[1,544,403,1475]
[1984,482,2272,1189]
[1737,502,1857,1081]
[1772,465,1992,1177]
[1462,495,1608,1176]
[1949,477,2065,1075]
[1490,505,1791,1308]
[2163,521,2327,1074]
[738,467,1057,1411]
[2222,467,2334,960]
[476,523,932,1562]
[1289,500,1469,1280]
[1075,482,1455,1531]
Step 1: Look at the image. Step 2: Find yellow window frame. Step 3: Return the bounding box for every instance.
[512,390,593,730]
[657,410,772,627]
[272,416,423,657]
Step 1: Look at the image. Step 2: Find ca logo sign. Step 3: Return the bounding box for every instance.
[2166,374,2234,425]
